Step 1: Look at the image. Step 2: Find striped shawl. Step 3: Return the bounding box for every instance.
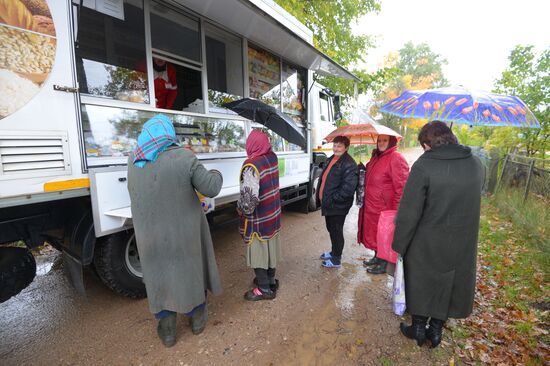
[238,151,281,243]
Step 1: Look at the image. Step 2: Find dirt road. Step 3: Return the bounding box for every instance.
[1,148,452,366]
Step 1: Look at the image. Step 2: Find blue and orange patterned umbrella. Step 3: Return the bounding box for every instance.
[380,87,540,128]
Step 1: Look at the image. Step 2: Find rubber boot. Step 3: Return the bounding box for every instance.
[400,315,427,346]
[253,277,280,292]
[363,253,379,267]
[157,313,177,347]
[367,259,387,274]
[190,303,208,335]
[426,318,445,348]
[244,287,276,301]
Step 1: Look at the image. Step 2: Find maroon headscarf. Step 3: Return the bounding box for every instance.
[246,130,273,159]
[371,135,398,158]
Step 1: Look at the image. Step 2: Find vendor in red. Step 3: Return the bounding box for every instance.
[153,58,177,109]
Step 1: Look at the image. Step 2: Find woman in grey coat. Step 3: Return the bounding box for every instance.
[392,121,484,348]
[127,115,223,347]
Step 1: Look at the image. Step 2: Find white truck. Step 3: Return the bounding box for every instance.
[0,0,356,301]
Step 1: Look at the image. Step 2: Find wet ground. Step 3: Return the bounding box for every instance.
[1,148,452,366]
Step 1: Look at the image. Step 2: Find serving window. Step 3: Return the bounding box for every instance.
[248,45,281,109]
[150,2,203,111]
[75,0,149,103]
[282,62,306,125]
[150,1,201,63]
[205,23,244,112]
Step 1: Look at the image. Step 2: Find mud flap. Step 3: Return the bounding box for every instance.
[62,251,86,296]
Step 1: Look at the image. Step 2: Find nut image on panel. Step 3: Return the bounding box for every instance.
[0,0,57,119]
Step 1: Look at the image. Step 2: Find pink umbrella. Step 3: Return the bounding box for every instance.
[324,123,402,145]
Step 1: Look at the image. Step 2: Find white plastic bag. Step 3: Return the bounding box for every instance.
[393,255,406,316]
[196,191,215,214]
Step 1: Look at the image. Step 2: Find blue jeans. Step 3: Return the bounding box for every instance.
[155,302,205,320]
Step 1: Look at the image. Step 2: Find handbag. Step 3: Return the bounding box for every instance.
[355,163,366,207]
[393,255,406,316]
[376,210,398,263]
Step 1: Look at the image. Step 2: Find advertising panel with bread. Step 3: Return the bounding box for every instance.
[0,0,56,119]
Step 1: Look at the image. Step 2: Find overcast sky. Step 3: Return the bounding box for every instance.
[353,0,549,91]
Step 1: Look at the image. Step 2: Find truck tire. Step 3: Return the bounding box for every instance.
[93,230,146,299]
[308,167,323,211]
[0,247,36,303]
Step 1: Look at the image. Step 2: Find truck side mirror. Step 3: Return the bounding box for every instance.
[333,93,342,121]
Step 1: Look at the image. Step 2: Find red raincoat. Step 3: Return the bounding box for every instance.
[357,146,409,250]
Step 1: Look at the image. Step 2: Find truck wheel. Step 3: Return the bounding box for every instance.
[0,247,36,303]
[93,230,146,299]
[308,168,323,211]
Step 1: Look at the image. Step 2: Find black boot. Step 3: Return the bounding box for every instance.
[190,303,208,335]
[244,287,276,301]
[400,315,427,346]
[367,259,387,274]
[426,318,445,348]
[157,313,177,347]
[363,256,380,267]
[253,277,280,292]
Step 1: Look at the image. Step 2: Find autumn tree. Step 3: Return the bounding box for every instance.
[370,42,449,145]
[491,45,549,158]
[274,0,395,110]
[459,46,549,156]
[275,0,380,66]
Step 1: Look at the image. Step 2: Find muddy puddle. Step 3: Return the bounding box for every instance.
[34,244,61,276]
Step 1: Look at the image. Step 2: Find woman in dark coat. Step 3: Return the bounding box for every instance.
[392,121,484,348]
[316,135,358,268]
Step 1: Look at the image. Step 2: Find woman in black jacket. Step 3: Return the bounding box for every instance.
[316,136,358,268]
[392,121,484,348]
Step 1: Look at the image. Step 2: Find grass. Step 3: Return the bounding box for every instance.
[451,327,472,340]
[513,321,534,334]
[378,356,393,366]
[429,347,447,362]
[450,191,549,365]
[480,192,549,307]
[491,188,550,271]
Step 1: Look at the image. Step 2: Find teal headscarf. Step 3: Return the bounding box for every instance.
[133,114,179,168]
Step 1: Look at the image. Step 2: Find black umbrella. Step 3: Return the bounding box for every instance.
[222,98,306,148]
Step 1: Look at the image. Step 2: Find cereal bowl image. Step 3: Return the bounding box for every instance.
[0,0,56,119]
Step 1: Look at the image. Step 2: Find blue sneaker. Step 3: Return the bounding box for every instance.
[321,259,341,268]
[319,251,332,260]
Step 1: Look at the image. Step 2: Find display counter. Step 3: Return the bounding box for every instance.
[81,103,247,167]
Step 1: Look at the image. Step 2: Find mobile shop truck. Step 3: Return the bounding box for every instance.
[0,0,357,301]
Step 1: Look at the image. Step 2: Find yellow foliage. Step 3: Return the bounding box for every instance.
[413,76,433,90]
[383,51,399,67]
[416,58,429,65]
[404,118,427,128]
[401,74,413,89]
[385,90,399,100]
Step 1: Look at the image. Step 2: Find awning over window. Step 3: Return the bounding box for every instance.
[177,0,359,81]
